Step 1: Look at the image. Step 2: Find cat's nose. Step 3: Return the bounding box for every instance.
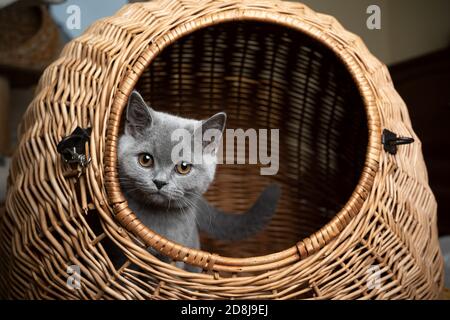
[152,179,167,190]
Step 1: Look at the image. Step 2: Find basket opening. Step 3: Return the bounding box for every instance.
[129,20,368,258]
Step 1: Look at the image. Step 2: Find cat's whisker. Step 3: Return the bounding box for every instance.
[184,192,214,229]
[176,196,204,227]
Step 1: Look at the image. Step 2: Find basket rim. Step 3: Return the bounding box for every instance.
[104,7,381,273]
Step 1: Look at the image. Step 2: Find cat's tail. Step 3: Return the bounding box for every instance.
[196,184,281,241]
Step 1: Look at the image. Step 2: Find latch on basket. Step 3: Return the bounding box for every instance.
[57,127,92,167]
[382,129,414,155]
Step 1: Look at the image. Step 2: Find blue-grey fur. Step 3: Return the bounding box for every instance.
[118,91,280,271]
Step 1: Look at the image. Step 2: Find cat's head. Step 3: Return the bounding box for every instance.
[118,91,226,209]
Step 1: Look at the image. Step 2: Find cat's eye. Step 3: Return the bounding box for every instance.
[138,153,154,168]
[175,161,192,175]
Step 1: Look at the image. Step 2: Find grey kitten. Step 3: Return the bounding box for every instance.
[118,91,280,271]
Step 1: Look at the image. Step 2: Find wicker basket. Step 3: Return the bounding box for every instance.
[0,0,443,299]
[0,3,61,72]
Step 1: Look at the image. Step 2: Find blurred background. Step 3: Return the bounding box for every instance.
[0,0,449,287]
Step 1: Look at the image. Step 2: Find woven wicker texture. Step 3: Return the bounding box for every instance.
[0,0,443,299]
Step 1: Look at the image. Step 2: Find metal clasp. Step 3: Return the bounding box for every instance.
[382,129,414,155]
[57,127,92,167]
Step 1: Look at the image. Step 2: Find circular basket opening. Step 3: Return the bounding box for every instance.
[133,21,368,257]
[106,16,379,271]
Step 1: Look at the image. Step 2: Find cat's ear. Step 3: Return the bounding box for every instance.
[197,112,227,153]
[125,90,153,137]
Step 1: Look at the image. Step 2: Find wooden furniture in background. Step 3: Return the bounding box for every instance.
[0,76,10,155]
[0,1,63,156]
[390,47,450,236]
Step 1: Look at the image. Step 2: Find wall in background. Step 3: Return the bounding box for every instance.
[296,0,450,65]
[50,0,127,39]
[387,0,450,64]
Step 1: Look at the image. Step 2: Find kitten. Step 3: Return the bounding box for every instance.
[118,91,280,271]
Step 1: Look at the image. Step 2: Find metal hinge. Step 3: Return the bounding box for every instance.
[57,127,92,167]
[382,129,414,155]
